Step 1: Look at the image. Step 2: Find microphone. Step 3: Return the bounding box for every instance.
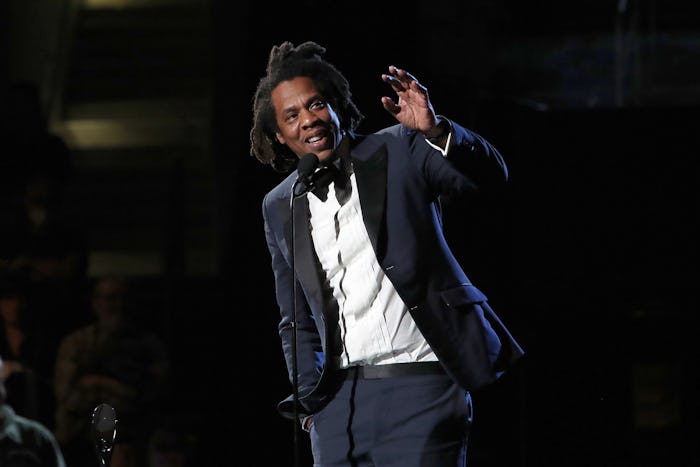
[92,403,117,467]
[293,153,319,197]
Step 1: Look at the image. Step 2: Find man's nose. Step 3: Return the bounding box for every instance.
[300,108,319,128]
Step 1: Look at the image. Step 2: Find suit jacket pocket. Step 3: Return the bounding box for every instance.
[439,284,524,390]
[440,283,488,307]
[438,284,505,390]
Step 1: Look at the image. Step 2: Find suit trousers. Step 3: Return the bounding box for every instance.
[309,368,472,467]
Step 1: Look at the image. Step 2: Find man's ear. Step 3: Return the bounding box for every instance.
[275,132,285,145]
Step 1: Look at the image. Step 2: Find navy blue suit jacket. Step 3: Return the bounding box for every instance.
[262,119,524,420]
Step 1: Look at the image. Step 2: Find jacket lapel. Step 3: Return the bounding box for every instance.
[285,194,325,309]
[352,142,388,258]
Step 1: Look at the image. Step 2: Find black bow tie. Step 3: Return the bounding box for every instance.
[310,164,348,202]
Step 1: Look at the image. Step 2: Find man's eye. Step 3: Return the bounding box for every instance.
[311,100,326,109]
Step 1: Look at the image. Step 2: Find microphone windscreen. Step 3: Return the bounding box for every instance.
[92,403,117,441]
[297,153,319,179]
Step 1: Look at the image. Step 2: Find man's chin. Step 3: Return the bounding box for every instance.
[315,149,335,163]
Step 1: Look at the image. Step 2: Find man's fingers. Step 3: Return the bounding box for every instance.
[381,96,400,115]
[382,73,405,92]
[389,66,419,84]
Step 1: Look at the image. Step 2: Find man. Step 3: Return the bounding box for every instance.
[0,355,66,467]
[251,40,524,466]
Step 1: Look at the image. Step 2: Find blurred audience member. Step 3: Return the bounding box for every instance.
[0,275,56,430]
[0,80,73,202]
[0,174,87,283]
[54,275,170,467]
[0,173,90,343]
[0,80,85,343]
[0,354,67,467]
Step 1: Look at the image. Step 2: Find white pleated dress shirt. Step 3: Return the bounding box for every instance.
[308,165,438,369]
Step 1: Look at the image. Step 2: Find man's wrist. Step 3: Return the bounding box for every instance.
[300,415,313,432]
[424,118,449,141]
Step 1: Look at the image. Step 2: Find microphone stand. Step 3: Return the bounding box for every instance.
[288,154,319,467]
[289,178,311,467]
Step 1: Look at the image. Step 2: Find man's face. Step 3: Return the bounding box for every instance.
[92,278,125,322]
[272,76,341,164]
[0,295,21,324]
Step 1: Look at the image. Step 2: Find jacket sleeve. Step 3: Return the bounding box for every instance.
[262,192,324,420]
[444,119,508,189]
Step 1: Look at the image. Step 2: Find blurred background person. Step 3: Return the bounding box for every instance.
[0,80,73,204]
[0,174,87,284]
[0,354,66,467]
[0,173,90,350]
[53,275,171,467]
[0,274,56,430]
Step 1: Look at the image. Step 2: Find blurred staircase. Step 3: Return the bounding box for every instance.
[50,0,215,277]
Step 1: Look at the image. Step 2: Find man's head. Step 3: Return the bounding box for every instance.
[23,174,61,228]
[250,41,364,172]
[91,275,127,326]
[0,278,27,327]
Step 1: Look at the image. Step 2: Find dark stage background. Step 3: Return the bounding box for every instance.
[3,1,698,466]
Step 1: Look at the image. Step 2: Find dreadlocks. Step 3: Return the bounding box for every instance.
[249,41,364,173]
